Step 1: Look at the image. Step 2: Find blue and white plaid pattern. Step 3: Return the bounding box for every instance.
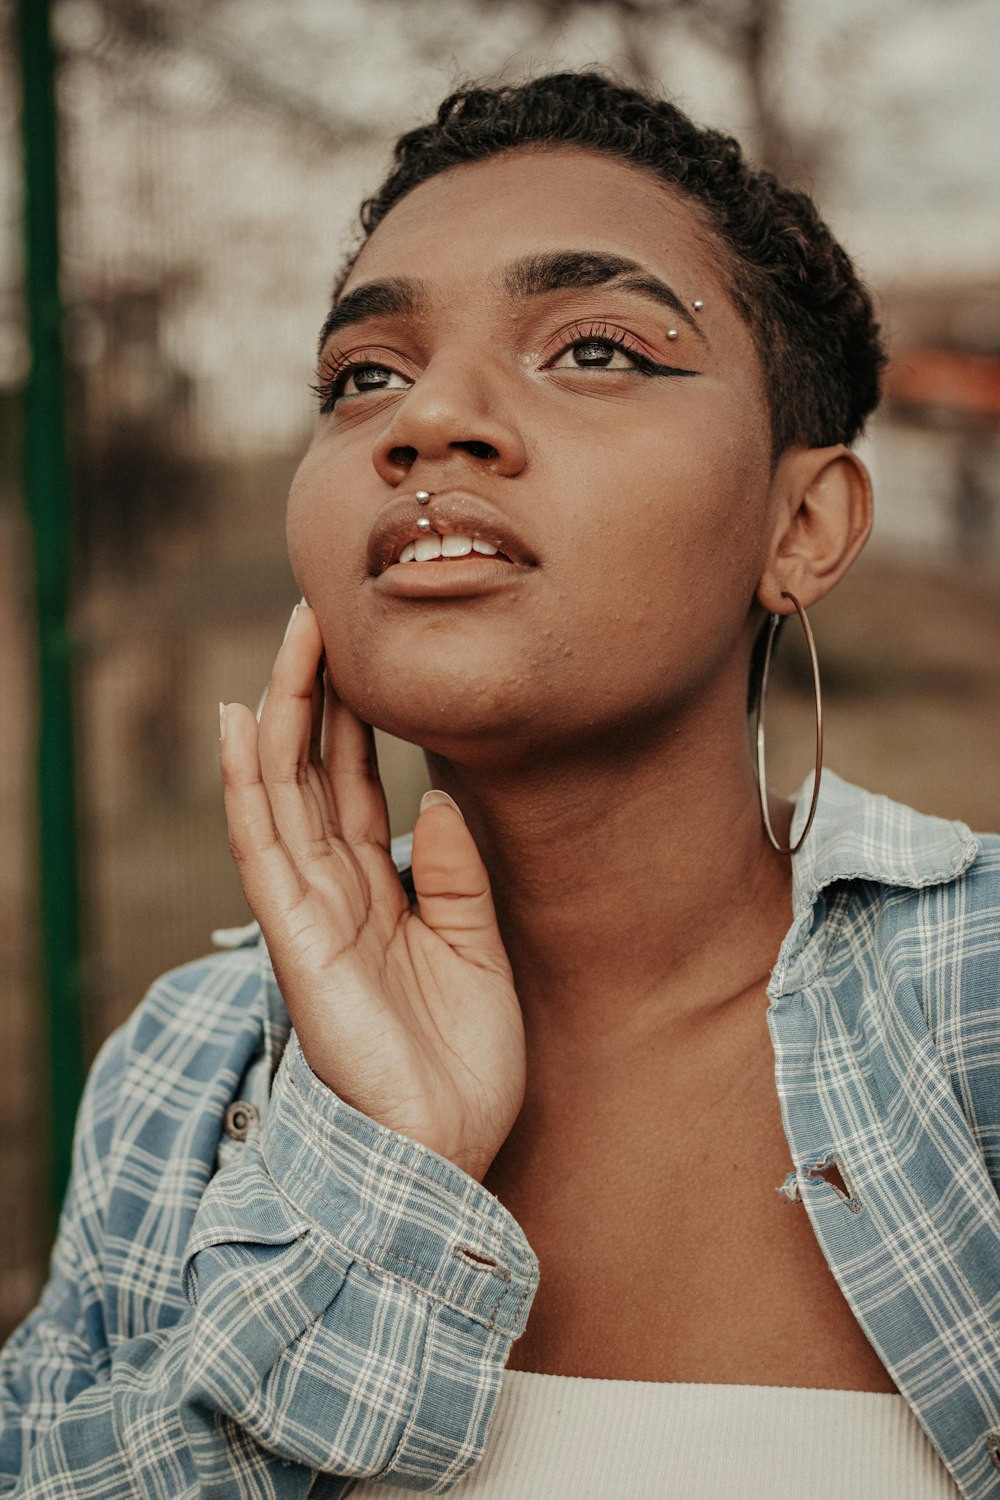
[2,774,999,1497]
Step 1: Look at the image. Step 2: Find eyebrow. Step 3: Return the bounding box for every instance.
[317,277,426,353]
[501,251,706,340]
[318,249,705,352]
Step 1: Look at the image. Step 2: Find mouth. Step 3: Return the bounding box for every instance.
[366,490,537,583]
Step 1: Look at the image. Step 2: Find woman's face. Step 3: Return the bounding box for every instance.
[287,146,780,764]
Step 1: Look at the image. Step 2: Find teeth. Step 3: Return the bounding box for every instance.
[396,533,503,564]
[441,534,473,557]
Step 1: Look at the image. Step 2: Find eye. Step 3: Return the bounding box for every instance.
[550,336,641,371]
[541,322,699,384]
[335,362,410,398]
[313,357,411,413]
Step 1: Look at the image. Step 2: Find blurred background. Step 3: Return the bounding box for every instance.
[2,0,999,1338]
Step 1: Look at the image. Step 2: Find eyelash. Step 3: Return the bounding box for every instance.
[546,320,691,377]
[311,349,386,414]
[311,321,694,412]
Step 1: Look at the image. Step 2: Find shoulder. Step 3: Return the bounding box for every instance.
[799,789,1000,1181]
[951,830,1000,902]
[885,840,1000,1181]
[865,831,1000,975]
[795,773,1000,1053]
[121,940,269,1072]
[835,829,1000,1163]
[82,941,272,1176]
[52,940,273,1305]
[829,819,1000,1010]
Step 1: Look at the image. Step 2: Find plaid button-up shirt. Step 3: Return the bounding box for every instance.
[2,774,999,1498]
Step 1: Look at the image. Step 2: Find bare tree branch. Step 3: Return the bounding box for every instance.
[87,0,377,148]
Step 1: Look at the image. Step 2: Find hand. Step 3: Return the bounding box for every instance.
[219,604,525,1182]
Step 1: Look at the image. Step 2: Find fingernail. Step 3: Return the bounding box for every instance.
[219,702,227,741]
[282,603,301,644]
[421,789,463,818]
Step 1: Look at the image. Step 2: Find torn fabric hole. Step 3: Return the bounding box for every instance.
[807,1154,862,1214]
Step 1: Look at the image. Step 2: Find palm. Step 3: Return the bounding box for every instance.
[221,605,525,1181]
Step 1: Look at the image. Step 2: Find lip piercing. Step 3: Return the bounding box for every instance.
[415,490,432,504]
[416,516,433,532]
[667,329,678,340]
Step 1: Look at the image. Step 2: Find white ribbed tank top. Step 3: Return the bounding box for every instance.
[349,1372,960,1498]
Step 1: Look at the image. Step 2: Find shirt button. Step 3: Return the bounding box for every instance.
[987,1432,1000,1471]
[223,1101,259,1142]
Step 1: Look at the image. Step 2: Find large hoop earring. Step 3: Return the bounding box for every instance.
[755,591,824,855]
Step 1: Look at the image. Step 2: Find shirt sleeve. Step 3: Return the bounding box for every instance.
[1,1020,539,1498]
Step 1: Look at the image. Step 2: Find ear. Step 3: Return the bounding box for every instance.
[757,445,872,615]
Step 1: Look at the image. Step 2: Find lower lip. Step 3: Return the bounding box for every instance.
[372,557,532,599]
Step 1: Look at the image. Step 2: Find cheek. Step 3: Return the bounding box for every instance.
[285,455,319,588]
[285,455,357,604]
[606,434,766,588]
[562,440,769,688]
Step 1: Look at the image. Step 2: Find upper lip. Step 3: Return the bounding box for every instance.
[366,490,538,576]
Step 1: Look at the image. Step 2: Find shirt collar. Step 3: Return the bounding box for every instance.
[769,770,980,997]
[790,769,979,898]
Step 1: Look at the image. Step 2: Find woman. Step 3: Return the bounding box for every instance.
[3,72,999,1499]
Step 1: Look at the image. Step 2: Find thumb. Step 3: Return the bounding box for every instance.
[411,792,510,971]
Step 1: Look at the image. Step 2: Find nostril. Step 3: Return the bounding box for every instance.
[388,445,417,469]
[452,440,499,462]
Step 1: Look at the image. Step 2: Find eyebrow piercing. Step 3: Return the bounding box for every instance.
[415,490,432,504]
[667,329,679,340]
[693,299,704,311]
[416,516,434,532]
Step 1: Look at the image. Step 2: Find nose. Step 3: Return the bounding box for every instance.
[371,351,528,488]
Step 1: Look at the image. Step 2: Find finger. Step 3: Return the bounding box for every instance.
[411,792,510,972]
[304,658,340,844]
[323,668,391,850]
[258,604,338,856]
[220,700,307,919]
[309,658,324,762]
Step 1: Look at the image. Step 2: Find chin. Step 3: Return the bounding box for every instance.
[335,648,568,766]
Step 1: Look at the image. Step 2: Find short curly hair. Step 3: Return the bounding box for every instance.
[341,71,886,459]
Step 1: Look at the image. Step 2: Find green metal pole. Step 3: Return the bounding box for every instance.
[17,0,86,1218]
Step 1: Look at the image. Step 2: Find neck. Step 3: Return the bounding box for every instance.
[425,694,795,1059]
